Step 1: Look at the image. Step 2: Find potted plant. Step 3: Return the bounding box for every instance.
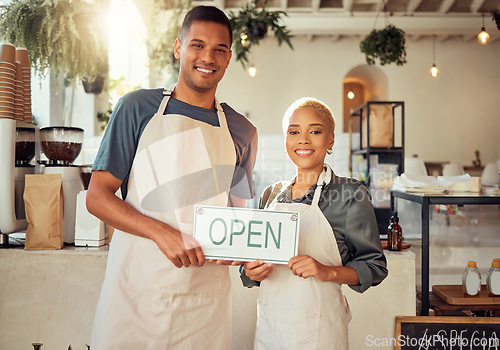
[229,0,293,67]
[0,0,108,86]
[146,0,191,80]
[359,24,407,66]
[82,75,106,95]
[82,60,109,94]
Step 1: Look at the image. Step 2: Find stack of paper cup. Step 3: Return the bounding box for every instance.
[14,61,25,121]
[16,48,31,123]
[0,42,16,120]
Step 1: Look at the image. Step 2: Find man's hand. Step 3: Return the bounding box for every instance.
[154,229,206,268]
[243,260,274,281]
[87,170,207,269]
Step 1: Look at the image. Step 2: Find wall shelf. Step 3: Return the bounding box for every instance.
[350,101,405,233]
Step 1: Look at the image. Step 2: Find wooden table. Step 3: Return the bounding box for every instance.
[464,165,485,177]
[424,292,500,317]
[424,161,449,176]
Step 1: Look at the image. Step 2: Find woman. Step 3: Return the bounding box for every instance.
[242,97,387,350]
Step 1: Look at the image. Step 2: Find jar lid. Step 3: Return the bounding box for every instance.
[492,261,500,268]
[467,261,477,268]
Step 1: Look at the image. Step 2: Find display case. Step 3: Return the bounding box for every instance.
[349,101,405,234]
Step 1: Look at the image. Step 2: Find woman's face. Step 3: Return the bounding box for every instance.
[285,107,334,174]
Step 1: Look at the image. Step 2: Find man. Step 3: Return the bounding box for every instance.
[88,6,257,349]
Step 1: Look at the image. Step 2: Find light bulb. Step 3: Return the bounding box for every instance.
[477,28,490,45]
[248,65,257,78]
[430,64,439,77]
[240,32,249,47]
[347,91,355,99]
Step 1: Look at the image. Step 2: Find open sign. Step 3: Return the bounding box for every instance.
[193,205,300,264]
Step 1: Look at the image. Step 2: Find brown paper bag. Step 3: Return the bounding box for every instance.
[24,174,64,250]
[362,104,393,148]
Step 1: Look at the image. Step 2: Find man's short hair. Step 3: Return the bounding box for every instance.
[181,6,233,46]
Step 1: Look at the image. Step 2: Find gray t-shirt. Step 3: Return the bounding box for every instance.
[93,88,257,200]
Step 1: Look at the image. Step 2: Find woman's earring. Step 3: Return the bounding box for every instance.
[326,149,333,155]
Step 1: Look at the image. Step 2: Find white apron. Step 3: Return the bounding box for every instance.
[91,86,236,350]
[255,165,351,350]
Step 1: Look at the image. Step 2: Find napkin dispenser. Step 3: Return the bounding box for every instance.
[74,166,105,247]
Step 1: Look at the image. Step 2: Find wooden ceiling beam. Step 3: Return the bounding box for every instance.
[439,0,456,14]
[406,0,424,13]
[436,34,450,42]
[342,0,354,12]
[470,0,487,14]
[214,0,225,10]
[408,33,424,41]
[330,34,341,42]
[312,0,321,13]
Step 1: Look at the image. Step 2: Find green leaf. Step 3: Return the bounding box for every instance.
[0,0,108,84]
[359,24,406,66]
[228,0,293,68]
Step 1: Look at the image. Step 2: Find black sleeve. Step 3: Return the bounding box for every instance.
[239,264,261,288]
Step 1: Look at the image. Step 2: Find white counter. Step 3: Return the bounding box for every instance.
[0,246,415,350]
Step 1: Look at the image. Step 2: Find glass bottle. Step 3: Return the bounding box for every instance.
[387,213,393,249]
[462,261,481,297]
[388,212,402,251]
[486,258,500,297]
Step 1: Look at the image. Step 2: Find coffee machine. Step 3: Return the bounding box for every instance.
[0,118,38,246]
[40,126,84,244]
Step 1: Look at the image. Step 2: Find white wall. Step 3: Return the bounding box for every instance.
[216,36,500,166]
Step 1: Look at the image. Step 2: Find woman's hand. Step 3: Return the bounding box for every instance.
[243,260,275,281]
[207,259,245,266]
[288,255,335,282]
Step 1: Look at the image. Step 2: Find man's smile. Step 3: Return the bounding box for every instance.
[196,67,216,74]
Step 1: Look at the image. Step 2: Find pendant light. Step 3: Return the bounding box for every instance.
[429,36,439,78]
[248,65,257,78]
[477,13,490,45]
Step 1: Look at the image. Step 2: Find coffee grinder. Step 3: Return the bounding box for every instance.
[74,165,105,247]
[0,118,38,246]
[40,126,84,244]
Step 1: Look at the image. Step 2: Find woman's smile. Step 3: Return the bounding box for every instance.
[295,149,315,157]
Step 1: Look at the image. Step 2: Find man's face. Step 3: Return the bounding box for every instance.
[174,21,232,94]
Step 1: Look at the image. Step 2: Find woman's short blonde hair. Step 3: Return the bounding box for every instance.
[282,97,335,137]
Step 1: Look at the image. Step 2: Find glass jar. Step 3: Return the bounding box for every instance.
[462,261,481,297]
[486,259,500,297]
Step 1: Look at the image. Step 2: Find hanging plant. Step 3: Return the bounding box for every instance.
[359,24,407,66]
[229,0,293,68]
[0,0,108,84]
[146,0,191,80]
[494,11,500,29]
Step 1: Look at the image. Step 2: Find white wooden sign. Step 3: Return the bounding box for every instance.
[193,205,300,264]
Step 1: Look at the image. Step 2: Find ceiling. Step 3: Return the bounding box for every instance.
[191,0,500,42]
